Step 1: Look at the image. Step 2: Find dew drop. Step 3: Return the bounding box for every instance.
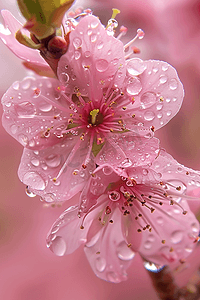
[162,64,169,71]
[95,257,106,272]
[73,37,82,49]
[127,58,146,76]
[23,171,46,190]
[144,261,165,273]
[25,186,36,197]
[144,111,155,121]
[159,75,167,84]
[171,231,183,244]
[97,41,103,50]
[111,58,119,65]
[121,158,132,167]
[45,154,61,168]
[117,241,135,260]
[141,92,157,108]
[191,222,199,233]
[39,101,53,112]
[60,72,69,84]
[157,112,163,119]
[91,20,99,29]
[108,191,120,201]
[95,59,109,72]
[13,81,19,90]
[74,50,81,60]
[10,124,18,134]
[166,110,172,116]
[84,51,91,58]
[91,34,97,43]
[41,193,55,203]
[31,158,40,167]
[169,78,178,90]
[21,78,31,90]
[126,77,142,96]
[102,166,113,175]
[185,246,193,253]
[156,104,163,111]
[18,134,29,146]
[50,236,66,256]
[106,272,120,283]
[17,102,36,116]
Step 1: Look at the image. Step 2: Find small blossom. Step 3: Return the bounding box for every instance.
[46,150,200,282]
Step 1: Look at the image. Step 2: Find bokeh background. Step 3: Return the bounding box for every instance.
[0,0,200,299]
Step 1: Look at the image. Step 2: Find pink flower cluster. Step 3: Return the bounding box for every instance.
[1,8,200,282]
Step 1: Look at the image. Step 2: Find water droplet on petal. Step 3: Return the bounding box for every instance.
[144,111,155,121]
[73,37,82,49]
[117,241,135,260]
[84,51,91,58]
[169,78,178,90]
[127,58,146,76]
[31,158,40,166]
[91,20,99,29]
[39,101,53,112]
[23,171,46,190]
[60,72,69,84]
[17,102,36,116]
[106,271,120,283]
[18,134,29,146]
[97,41,104,50]
[45,154,61,168]
[156,216,163,224]
[171,231,183,244]
[126,77,142,95]
[10,124,18,134]
[41,193,55,203]
[21,78,31,90]
[156,104,163,111]
[121,158,132,167]
[102,166,113,175]
[162,64,169,71]
[185,246,193,253]
[96,59,109,72]
[191,222,199,233]
[144,261,165,273]
[141,92,157,108]
[74,50,81,60]
[95,257,106,272]
[159,75,167,84]
[25,186,36,197]
[50,236,66,256]
[90,34,97,43]
[13,81,19,90]
[108,191,120,201]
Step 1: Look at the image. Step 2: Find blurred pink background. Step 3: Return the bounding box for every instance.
[1,1,200,299]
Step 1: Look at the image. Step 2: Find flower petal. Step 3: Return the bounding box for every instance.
[95,133,160,168]
[0,10,47,67]
[84,209,135,283]
[138,200,199,265]
[124,59,184,131]
[58,15,126,97]
[47,206,92,256]
[2,77,72,150]
[152,149,200,194]
[18,136,95,202]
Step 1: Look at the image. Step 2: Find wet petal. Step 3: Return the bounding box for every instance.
[84,209,135,283]
[58,15,126,98]
[124,60,184,130]
[139,200,199,265]
[1,77,71,150]
[47,206,92,256]
[152,149,200,194]
[18,136,95,202]
[95,133,160,168]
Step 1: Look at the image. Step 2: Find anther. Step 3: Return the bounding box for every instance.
[109,220,114,223]
[176,186,181,191]
[162,240,166,244]
[82,164,87,169]
[80,225,84,229]
[137,229,142,233]
[127,243,132,248]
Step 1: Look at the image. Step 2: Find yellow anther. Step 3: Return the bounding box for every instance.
[90,109,99,124]
[111,8,121,19]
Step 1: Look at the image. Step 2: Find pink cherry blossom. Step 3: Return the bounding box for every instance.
[1,13,185,201]
[46,150,200,283]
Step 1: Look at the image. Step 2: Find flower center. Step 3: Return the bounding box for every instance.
[88,109,104,126]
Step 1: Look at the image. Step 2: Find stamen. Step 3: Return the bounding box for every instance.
[124,28,145,50]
